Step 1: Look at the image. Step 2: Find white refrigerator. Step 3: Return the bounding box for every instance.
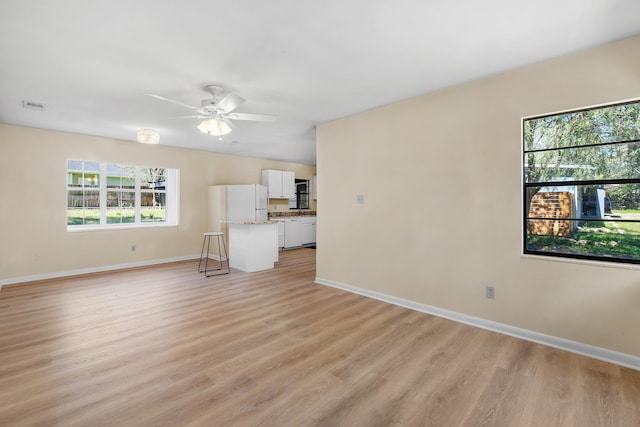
[223,184,268,221]
[207,185,268,258]
[209,184,268,222]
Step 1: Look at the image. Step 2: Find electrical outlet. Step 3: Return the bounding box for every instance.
[131,245,136,252]
[486,286,495,299]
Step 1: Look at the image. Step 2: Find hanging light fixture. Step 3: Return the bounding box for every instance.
[136,129,160,144]
[197,118,232,136]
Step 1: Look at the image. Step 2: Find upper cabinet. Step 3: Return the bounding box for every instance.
[262,169,295,199]
[282,171,295,198]
[312,175,317,200]
[262,169,282,198]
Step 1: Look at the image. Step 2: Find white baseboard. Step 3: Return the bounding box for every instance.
[0,255,204,288]
[206,254,228,262]
[315,277,640,371]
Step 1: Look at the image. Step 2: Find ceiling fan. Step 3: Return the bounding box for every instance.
[147,85,276,136]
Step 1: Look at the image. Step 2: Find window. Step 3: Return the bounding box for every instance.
[289,179,309,209]
[523,99,640,264]
[67,160,179,229]
[106,164,136,224]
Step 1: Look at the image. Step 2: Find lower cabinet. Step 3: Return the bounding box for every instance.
[282,216,316,249]
[284,219,303,248]
[301,217,316,245]
[228,222,278,272]
[277,220,285,249]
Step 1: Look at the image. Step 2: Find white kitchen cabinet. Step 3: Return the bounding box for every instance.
[301,217,316,245]
[228,222,278,272]
[262,169,282,198]
[262,169,295,199]
[283,171,295,199]
[276,220,285,248]
[284,218,303,248]
[312,175,317,200]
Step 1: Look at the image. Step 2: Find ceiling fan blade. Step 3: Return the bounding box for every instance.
[227,112,277,122]
[146,94,201,112]
[221,117,236,129]
[169,115,210,119]
[215,92,246,114]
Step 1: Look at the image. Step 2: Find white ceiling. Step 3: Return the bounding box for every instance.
[1,1,639,166]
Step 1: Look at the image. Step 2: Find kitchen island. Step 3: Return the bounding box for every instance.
[227,220,279,272]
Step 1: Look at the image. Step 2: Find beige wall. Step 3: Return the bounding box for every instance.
[0,125,315,282]
[316,35,640,357]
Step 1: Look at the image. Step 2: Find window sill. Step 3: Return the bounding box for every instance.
[67,222,178,232]
[521,253,640,271]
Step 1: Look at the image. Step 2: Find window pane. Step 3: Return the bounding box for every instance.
[525,181,640,262]
[67,190,84,225]
[298,193,309,209]
[524,102,640,151]
[107,164,136,189]
[140,168,166,190]
[524,141,640,183]
[107,190,135,224]
[67,160,83,187]
[84,190,100,224]
[83,172,99,188]
[67,160,99,188]
[83,161,100,188]
[67,190,84,208]
[527,183,640,221]
[141,191,166,222]
[67,160,81,171]
[122,174,135,189]
[67,162,99,225]
[107,177,119,189]
[68,190,100,225]
[526,219,640,262]
[68,172,83,187]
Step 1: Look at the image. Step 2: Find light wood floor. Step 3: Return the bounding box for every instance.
[1,249,639,427]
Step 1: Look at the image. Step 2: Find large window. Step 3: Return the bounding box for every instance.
[523,100,640,264]
[67,160,179,229]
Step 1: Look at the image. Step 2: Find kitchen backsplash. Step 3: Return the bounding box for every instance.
[268,211,317,217]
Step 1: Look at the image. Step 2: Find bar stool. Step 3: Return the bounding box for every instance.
[198,232,230,277]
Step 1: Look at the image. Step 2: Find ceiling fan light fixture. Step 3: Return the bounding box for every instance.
[137,128,160,144]
[198,118,232,136]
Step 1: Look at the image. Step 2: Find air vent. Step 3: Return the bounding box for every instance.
[22,100,46,111]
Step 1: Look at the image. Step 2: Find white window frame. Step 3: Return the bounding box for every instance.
[67,161,180,231]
